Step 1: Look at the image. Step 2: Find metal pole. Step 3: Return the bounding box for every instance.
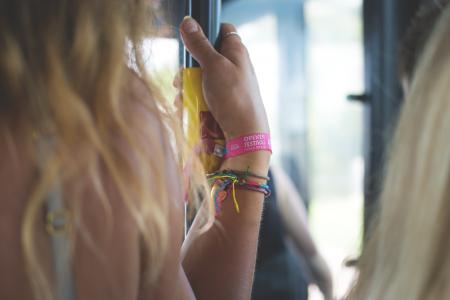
[184,0,222,238]
[185,0,222,68]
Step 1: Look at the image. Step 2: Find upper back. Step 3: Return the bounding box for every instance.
[0,113,142,300]
[0,74,180,299]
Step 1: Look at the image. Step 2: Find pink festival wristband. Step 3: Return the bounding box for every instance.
[224,133,272,158]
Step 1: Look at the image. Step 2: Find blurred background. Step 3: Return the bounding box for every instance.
[221,1,364,298]
[144,0,430,298]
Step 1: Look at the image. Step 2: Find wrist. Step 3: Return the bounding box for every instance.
[220,151,271,176]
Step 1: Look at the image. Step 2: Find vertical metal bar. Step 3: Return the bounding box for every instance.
[185,0,222,68]
[362,0,422,239]
[184,0,192,68]
[183,0,222,238]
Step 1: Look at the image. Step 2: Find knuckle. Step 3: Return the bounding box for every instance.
[235,43,249,55]
[205,56,228,70]
[211,54,229,69]
[227,42,249,59]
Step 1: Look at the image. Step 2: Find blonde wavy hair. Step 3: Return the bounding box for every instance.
[0,1,212,299]
[349,5,450,300]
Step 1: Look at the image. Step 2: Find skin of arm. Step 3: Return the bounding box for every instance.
[148,152,270,300]
[272,165,333,300]
[182,152,270,300]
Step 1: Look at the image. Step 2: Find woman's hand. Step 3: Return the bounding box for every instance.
[180,17,269,141]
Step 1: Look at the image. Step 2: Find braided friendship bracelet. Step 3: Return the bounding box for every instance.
[223,168,271,181]
[207,169,271,215]
[206,167,271,181]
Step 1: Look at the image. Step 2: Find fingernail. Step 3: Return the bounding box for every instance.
[182,16,199,34]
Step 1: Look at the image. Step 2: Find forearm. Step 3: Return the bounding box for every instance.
[182,152,270,300]
[305,253,333,300]
[273,165,317,258]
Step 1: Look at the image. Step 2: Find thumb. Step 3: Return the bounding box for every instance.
[180,17,222,68]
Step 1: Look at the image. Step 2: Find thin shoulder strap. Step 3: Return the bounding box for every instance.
[45,184,75,300]
[39,139,76,300]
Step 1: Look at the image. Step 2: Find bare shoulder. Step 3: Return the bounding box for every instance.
[77,71,182,299]
[121,71,197,299]
[122,70,165,134]
[120,70,190,298]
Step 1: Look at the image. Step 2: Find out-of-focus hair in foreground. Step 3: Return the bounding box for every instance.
[398,0,450,86]
[0,1,210,299]
[349,4,450,300]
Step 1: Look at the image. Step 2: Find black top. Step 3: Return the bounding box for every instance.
[252,169,308,300]
[256,170,286,263]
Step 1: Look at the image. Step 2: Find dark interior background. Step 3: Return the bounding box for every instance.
[362,0,431,237]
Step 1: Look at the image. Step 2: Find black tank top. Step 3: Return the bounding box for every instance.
[252,169,309,300]
[256,170,286,262]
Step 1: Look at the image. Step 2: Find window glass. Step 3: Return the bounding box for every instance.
[306,0,363,297]
[224,0,364,298]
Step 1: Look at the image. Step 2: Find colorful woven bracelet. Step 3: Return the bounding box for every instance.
[207,168,270,181]
[221,168,271,181]
[207,169,271,215]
